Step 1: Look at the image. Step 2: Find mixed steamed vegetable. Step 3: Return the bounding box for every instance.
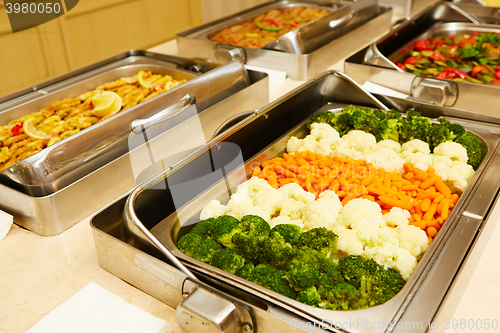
[395,31,500,85]
[178,106,484,310]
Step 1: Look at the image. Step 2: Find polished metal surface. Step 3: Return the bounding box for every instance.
[455,0,500,24]
[177,0,392,80]
[345,2,500,114]
[92,71,500,332]
[0,51,269,236]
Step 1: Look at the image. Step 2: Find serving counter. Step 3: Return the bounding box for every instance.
[2,1,500,332]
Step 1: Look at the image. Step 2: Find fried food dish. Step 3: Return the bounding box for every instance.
[210,7,330,49]
[0,71,186,171]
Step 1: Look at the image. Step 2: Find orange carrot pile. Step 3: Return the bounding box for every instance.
[251,151,458,242]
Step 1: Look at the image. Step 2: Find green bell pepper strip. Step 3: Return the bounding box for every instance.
[257,22,281,32]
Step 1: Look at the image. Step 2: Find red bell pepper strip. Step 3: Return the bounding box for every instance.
[396,62,406,70]
[489,79,500,85]
[404,57,422,65]
[11,123,24,135]
[459,38,476,47]
[433,40,445,47]
[495,71,500,80]
[429,52,446,61]
[495,66,500,71]
[231,38,238,44]
[436,68,469,79]
[249,41,261,47]
[471,65,489,77]
[89,101,94,109]
[289,21,299,28]
[264,18,281,27]
[415,39,434,51]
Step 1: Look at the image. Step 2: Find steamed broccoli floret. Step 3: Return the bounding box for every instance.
[296,286,322,307]
[177,234,223,264]
[334,112,352,135]
[338,255,377,289]
[177,233,204,257]
[240,215,271,236]
[235,262,255,279]
[455,131,483,170]
[284,248,322,290]
[193,239,223,263]
[405,110,433,142]
[385,109,404,120]
[190,218,217,238]
[428,123,452,148]
[321,282,361,310]
[260,230,295,269]
[211,215,241,249]
[438,118,465,139]
[297,227,338,258]
[210,248,245,274]
[232,215,271,263]
[247,264,297,299]
[305,111,336,130]
[271,224,303,245]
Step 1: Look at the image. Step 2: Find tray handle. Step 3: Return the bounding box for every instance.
[130,93,196,133]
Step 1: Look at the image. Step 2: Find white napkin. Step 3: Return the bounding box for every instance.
[26,282,172,333]
[0,209,13,242]
[245,65,287,90]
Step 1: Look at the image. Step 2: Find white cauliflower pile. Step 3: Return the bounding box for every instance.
[286,123,475,192]
[200,177,429,280]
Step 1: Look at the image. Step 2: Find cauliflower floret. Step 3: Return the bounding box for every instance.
[331,141,364,160]
[383,207,411,228]
[377,139,402,153]
[435,161,475,192]
[285,123,340,155]
[365,147,405,173]
[341,130,377,156]
[302,190,342,230]
[200,200,229,220]
[335,228,364,256]
[405,152,433,171]
[432,155,454,173]
[395,224,429,257]
[434,141,468,163]
[401,139,431,156]
[275,198,307,220]
[337,198,386,229]
[278,182,315,205]
[364,244,417,281]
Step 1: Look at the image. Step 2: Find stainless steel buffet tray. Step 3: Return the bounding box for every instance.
[0,50,269,236]
[91,71,500,333]
[344,1,500,115]
[177,0,392,80]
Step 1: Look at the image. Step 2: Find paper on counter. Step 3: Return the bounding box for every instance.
[0,210,13,242]
[26,282,172,333]
[362,81,410,100]
[245,65,287,90]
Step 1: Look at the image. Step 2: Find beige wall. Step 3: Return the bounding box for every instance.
[0,0,202,97]
[200,0,268,23]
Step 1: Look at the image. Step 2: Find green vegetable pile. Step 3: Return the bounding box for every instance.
[177,214,406,310]
[306,105,485,170]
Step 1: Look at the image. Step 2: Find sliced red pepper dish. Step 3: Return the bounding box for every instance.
[396,32,500,85]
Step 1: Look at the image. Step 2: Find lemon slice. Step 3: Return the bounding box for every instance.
[91,91,116,117]
[47,136,61,147]
[138,70,151,89]
[23,118,47,140]
[91,91,122,117]
[164,81,177,91]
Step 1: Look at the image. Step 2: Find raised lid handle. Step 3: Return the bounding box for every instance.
[130,93,196,133]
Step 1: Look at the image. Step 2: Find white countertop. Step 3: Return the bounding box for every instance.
[3,2,500,331]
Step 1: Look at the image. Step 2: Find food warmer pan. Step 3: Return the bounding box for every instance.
[91,70,500,333]
[176,0,392,81]
[455,0,500,24]
[0,50,269,236]
[344,1,500,115]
